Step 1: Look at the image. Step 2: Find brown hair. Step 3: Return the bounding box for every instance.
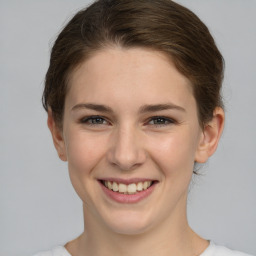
[43,0,224,128]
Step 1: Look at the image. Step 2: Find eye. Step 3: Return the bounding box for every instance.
[148,116,175,126]
[80,116,109,126]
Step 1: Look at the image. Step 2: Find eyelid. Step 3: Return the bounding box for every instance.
[146,116,176,126]
[80,115,111,125]
[79,115,176,127]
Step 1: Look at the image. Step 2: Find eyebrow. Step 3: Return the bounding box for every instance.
[71,103,186,113]
[139,103,186,113]
[71,103,114,113]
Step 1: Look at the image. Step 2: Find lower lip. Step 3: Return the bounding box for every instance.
[99,181,156,204]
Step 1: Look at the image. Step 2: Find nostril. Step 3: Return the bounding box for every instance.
[107,135,147,171]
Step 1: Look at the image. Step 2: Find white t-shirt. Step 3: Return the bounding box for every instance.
[32,241,253,256]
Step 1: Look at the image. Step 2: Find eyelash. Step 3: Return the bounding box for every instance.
[80,115,109,126]
[79,115,176,127]
[147,116,176,127]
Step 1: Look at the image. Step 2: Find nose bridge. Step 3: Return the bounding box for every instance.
[108,123,146,171]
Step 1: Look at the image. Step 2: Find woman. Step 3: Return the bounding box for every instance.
[34,0,252,255]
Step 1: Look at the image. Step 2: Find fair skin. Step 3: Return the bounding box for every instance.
[48,47,224,256]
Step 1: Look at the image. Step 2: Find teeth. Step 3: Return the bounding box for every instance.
[107,181,112,190]
[127,184,137,194]
[112,182,118,192]
[119,183,127,193]
[143,181,149,190]
[103,180,153,194]
[137,182,143,191]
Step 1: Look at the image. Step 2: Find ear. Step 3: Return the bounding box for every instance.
[47,110,67,161]
[195,107,225,163]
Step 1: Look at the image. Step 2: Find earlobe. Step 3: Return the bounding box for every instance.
[195,107,225,163]
[47,110,67,162]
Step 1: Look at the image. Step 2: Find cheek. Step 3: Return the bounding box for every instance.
[65,130,107,178]
[64,130,109,203]
[148,131,198,178]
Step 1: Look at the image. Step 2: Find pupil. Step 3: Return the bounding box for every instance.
[155,118,165,124]
[93,118,102,124]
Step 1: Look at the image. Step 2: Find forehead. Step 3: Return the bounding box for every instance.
[66,47,195,111]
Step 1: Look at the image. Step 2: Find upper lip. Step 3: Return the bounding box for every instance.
[98,178,156,185]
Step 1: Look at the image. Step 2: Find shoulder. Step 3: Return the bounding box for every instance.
[201,241,254,256]
[32,246,71,256]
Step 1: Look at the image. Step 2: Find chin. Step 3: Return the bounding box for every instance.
[102,209,155,235]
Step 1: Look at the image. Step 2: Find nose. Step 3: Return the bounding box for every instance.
[107,125,147,171]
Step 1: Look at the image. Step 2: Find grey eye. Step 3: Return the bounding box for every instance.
[90,117,105,124]
[149,117,174,125]
[81,116,108,125]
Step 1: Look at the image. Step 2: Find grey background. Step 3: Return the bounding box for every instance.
[0,0,255,255]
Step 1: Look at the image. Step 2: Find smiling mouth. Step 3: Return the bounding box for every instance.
[100,180,155,194]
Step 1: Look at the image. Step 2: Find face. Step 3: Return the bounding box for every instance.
[52,47,209,235]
